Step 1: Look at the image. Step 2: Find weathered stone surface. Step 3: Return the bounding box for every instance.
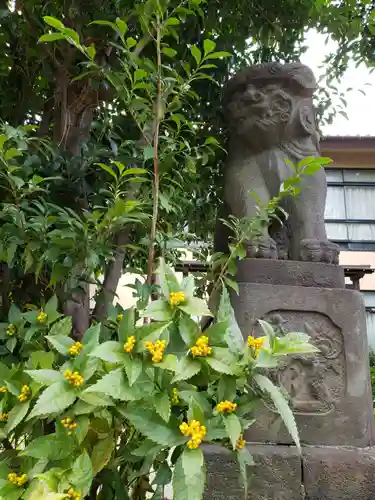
[214,62,339,264]
[303,445,375,499]
[204,444,303,500]
[236,258,345,288]
[233,282,373,446]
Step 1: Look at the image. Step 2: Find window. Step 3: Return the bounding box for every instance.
[325,169,375,250]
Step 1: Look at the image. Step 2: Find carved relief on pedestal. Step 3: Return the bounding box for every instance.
[257,310,345,416]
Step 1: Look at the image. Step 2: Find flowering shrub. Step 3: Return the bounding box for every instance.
[0,259,318,500]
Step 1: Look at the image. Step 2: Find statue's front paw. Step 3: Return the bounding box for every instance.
[246,237,278,259]
[299,239,339,264]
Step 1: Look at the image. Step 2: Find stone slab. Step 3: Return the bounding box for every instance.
[236,259,345,289]
[232,283,374,446]
[303,445,375,499]
[204,444,303,500]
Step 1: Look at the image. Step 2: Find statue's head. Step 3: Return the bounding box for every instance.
[224,62,318,151]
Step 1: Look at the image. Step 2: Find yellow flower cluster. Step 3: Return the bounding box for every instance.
[124,335,136,353]
[116,313,124,322]
[191,336,212,357]
[180,420,207,449]
[64,370,84,387]
[37,311,47,324]
[8,473,28,487]
[0,386,8,393]
[0,413,8,422]
[61,417,78,436]
[68,342,83,356]
[7,324,16,336]
[247,336,266,357]
[18,385,31,402]
[67,487,81,500]
[169,291,186,307]
[216,400,238,414]
[171,388,179,405]
[236,434,246,450]
[144,340,166,363]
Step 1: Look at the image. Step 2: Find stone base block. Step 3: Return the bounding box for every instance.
[204,444,375,500]
[204,444,303,500]
[303,445,375,499]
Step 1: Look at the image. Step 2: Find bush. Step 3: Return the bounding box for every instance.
[0,259,318,500]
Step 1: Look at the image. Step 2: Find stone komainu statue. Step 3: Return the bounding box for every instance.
[215,62,339,264]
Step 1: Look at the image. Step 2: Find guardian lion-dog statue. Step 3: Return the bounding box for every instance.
[215,62,339,264]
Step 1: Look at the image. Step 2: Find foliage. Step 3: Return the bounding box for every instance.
[0,259,319,500]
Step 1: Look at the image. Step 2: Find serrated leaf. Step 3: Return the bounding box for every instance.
[79,391,114,407]
[123,356,142,386]
[48,316,72,336]
[154,393,171,422]
[172,357,201,382]
[217,286,244,353]
[206,357,233,374]
[142,300,173,321]
[67,451,93,495]
[84,369,137,401]
[23,434,71,460]
[28,382,76,418]
[5,401,30,434]
[46,334,74,355]
[224,413,241,450]
[179,297,212,317]
[254,374,300,451]
[173,449,205,500]
[157,258,181,299]
[92,434,115,475]
[218,375,237,402]
[25,370,64,386]
[179,315,200,347]
[123,405,185,446]
[89,341,125,363]
[8,303,22,323]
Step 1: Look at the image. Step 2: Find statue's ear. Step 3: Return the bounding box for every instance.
[298,101,316,135]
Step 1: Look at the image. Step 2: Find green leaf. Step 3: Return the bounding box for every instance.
[95,162,118,180]
[162,47,177,57]
[203,39,216,54]
[217,286,244,353]
[190,45,202,65]
[143,146,154,161]
[224,413,241,450]
[123,405,185,446]
[82,323,101,351]
[86,44,96,60]
[4,148,22,160]
[173,449,205,500]
[25,370,64,386]
[23,434,71,460]
[134,69,148,82]
[45,295,58,316]
[179,297,212,317]
[39,33,66,43]
[166,17,180,25]
[46,334,74,355]
[205,51,232,59]
[142,300,173,321]
[49,316,72,336]
[118,308,135,343]
[206,357,233,374]
[84,369,137,401]
[123,355,142,386]
[89,341,125,363]
[204,321,228,345]
[43,16,65,30]
[254,374,300,451]
[8,304,22,324]
[5,401,30,434]
[179,315,200,347]
[28,382,76,418]
[67,451,93,495]
[172,357,201,382]
[237,446,254,499]
[92,434,115,475]
[157,258,181,299]
[116,18,128,38]
[218,375,237,402]
[126,37,137,48]
[154,392,171,422]
[30,351,55,369]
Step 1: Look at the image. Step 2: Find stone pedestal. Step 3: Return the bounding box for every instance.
[204,259,375,499]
